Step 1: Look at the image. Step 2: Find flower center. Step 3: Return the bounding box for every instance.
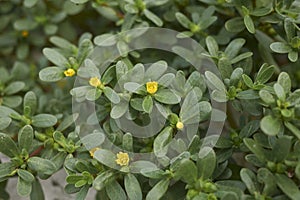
[146,81,158,94]
[64,68,76,77]
[89,77,102,88]
[115,152,129,166]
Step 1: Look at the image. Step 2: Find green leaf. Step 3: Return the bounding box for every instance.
[225,17,245,33]
[0,162,15,179]
[3,96,22,108]
[176,159,197,184]
[81,131,105,150]
[32,114,57,128]
[4,81,25,95]
[240,120,260,138]
[18,125,33,152]
[94,33,116,46]
[43,48,68,67]
[142,95,153,113]
[122,133,133,152]
[70,0,89,4]
[278,72,291,94]
[218,57,232,79]
[236,90,259,100]
[242,74,254,88]
[0,132,20,157]
[17,176,32,197]
[50,36,76,50]
[17,169,34,183]
[257,168,276,196]
[270,42,291,53]
[197,147,216,179]
[284,122,300,140]
[56,113,78,131]
[153,126,173,157]
[274,83,286,101]
[275,174,300,200]
[93,171,114,191]
[259,90,275,104]
[288,51,298,62]
[117,40,130,57]
[111,100,129,119]
[231,52,253,64]
[205,71,226,91]
[130,161,158,173]
[211,90,227,102]
[13,19,37,31]
[125,173,143,200]
[77,39,93,65]
[260,115,282,136]
[103,87,120,104]
[76,185,89,200]
[106,180,127,200]
[271,136,291,162]
[224,38,246,59]
[243,138,266,162]
[284,18,295,41]
[102,65,115,85]
[154,89,180,104]
[23,0,38,7]
[244,15,255,34]
[39,67,64,82]
[144,9,163,26]
[240,168,259,195]
[0,117,11,130]
[145,179,170,200]
[158,73,175,87]
[30,179,45,200]
[145,60,168,80]
[93,149,117,168]
[206,36,219,57]
[24,91,37,116]
[175,12,191,29]
[27,157,57,175]
[86,89,102,101]
[255,64,274,84]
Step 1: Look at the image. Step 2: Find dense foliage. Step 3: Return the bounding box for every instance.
[0,0,300,199]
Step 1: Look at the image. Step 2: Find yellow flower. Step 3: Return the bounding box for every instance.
[115,152,129,166]
[146,81,158,94]
[89,147,100,158]
[21,30,29,37]
[176,121,184,130]
[89,77,102,88]
[64,68,76,77]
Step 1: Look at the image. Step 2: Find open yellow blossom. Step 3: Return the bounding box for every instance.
[89,147,100,158]
[21,30,29,37]
[89,77,102,88]
[64,68,76,77]
[115,152,129,166]
[146,81,158,94]
[176,121,184,130]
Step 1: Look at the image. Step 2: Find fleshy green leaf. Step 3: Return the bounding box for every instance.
[43,48,68,67]
[27,157,57,175]
[0,132,20,157]
[124,173,143,200]
[18,125,33,152]
[145,179,170,200]
[260,115,282,136]
[275,174,300,200]
[106,179,127,200]
[31,114,57,128]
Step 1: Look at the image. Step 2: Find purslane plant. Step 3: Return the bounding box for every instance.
[0,0,300,200]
